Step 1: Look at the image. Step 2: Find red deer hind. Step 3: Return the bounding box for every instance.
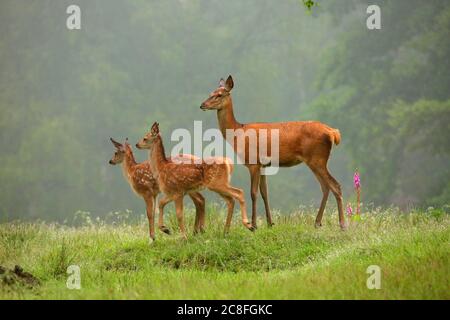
[200,76,346,230]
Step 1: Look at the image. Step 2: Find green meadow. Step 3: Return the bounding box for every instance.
[1,206,448,300]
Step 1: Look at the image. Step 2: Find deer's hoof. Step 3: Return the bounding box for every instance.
[340,223,348,231]
[268,222,275,228]
[315,222,322,228]
[149,238,155,245]
[159,226,171,235]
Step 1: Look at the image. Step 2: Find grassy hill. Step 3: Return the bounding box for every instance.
[0,206,449,299]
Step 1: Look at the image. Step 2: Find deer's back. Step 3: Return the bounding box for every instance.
[157,156,233,195]
[157,162,205,196]
[202,157,233,187]
[228,121,338,166]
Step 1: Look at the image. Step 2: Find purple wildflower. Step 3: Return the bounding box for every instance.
[353,171,361,190]
[346,204,353,217]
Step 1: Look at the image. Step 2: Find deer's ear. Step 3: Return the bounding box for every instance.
[110,137,123,149]
[225,75,234,91]
[151,122,159,135]
[218,78,225,88]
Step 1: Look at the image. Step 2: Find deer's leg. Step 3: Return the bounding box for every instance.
[328,171,346,230]
[218,194,235,234]
[144,196,155,241]
[318,167,346,230]
[153,195,158,218]
[189,193,200,233]
[225,186,254,231]
[196,192,207,231]
[309,168,330,228]
[188,192,206,234]
[259,174,274,227]
[174,196,187,239]
[208,184,253,232]
[158,195,172,234]
[248,166,261,229]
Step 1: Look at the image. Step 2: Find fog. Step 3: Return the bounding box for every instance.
[1,0,448,221]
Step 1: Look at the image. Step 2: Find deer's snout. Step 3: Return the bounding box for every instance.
[108,160,113,165]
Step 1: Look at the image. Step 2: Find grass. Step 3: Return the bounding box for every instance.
[0,205,449,299]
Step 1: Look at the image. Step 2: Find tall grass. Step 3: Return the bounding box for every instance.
[0,206,449,299]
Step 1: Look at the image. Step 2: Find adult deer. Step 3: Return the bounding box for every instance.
[136,122,254,238]
[108,138,206,241]
[200,76,346,230]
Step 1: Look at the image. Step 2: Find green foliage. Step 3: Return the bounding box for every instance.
[0,0,341,220]
[309,0,450,207]
[0,208,449,299]
[43,241,76,278]
[389,99,450,154]
[0,1,449,221]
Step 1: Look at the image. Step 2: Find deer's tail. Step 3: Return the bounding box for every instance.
[331,129,341,146]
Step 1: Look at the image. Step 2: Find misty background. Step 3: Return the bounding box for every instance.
[1,0,449,222]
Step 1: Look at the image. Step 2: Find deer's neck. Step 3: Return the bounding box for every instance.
[217,98,242,137]
[149,136,167,176]
[121,152,137,183]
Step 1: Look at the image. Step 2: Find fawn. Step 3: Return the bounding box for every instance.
[200,76,345,230]
[136,122,254,238]
[108,138,206,241]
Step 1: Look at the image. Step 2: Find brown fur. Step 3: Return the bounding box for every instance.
[136,123,254,238]
[109,139,206,240]
[200,76,346,229]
